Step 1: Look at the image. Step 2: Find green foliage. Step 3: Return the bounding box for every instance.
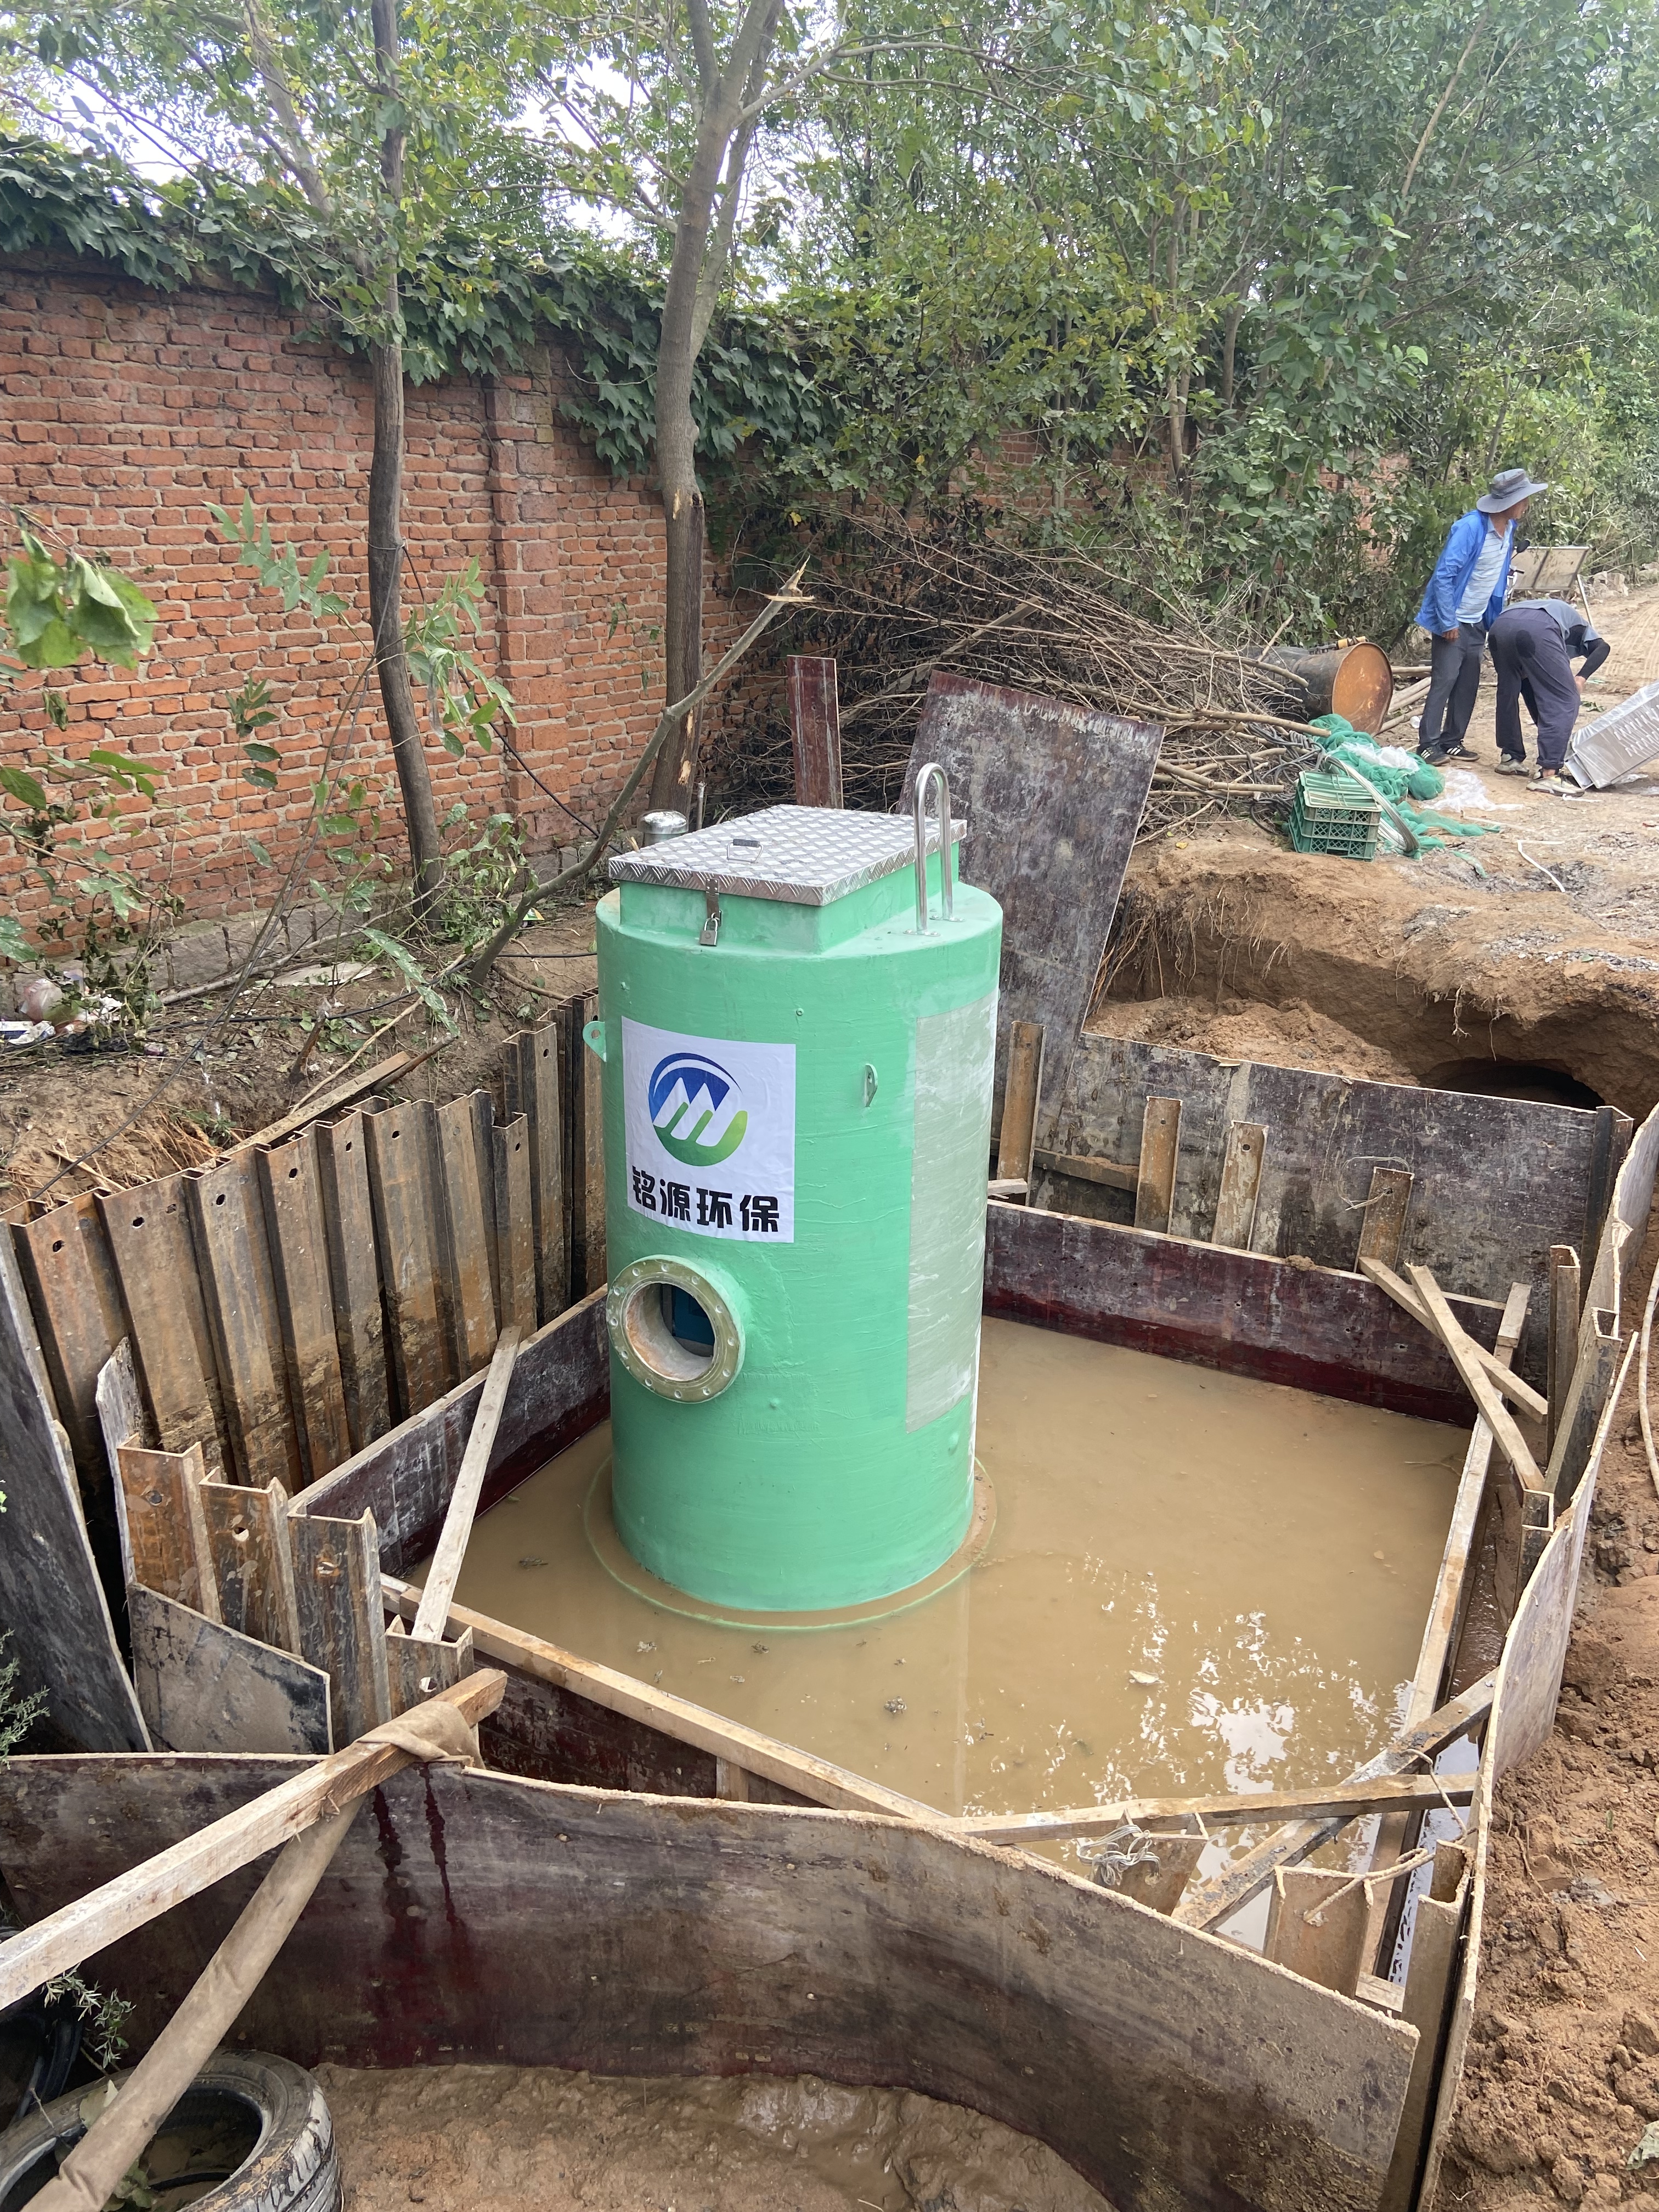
[210,494,349,618]
[0,1632,45,1759]
[404,560,514,754]
[4,524,157,670]
[43,1974,133,2073]
[434,803,529,951]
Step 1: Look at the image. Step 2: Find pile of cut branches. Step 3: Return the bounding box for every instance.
[706,519,1330,839]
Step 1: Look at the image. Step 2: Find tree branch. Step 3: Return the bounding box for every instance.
[466,566,809,987]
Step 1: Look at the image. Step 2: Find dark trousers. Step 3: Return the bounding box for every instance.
[1488,606,1580,770]
[1419,621,1486,754]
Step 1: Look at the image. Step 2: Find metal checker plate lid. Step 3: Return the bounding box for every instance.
[608,805,967,906]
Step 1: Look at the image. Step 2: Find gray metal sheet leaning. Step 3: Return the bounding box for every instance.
[608,804,964,905]
[1567,677,1659,788]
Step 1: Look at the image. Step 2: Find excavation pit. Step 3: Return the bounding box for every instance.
[411,1318,1465,1884]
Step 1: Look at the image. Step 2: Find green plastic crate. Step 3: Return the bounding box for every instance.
[1288,770,1380,859]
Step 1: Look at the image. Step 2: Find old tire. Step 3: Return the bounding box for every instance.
[0,2050,340,2211]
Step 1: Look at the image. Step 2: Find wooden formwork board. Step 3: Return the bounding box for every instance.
[294,1290,609,1573]
[314,1110,393,1455]
[432,1091,499,1377]
[127,1584,330,1757]
[258,1130,352,1482]
[0,1757,1420,2212]
[98,1176,225,1465]
[1038,1035,1629,1384]
[10,1192,128,1485]
[985,1199,1506,1425]
[363,1099,453,1418]
[188,1151,302,1490]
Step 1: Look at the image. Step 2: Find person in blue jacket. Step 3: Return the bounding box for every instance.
[1414,466,1548,764]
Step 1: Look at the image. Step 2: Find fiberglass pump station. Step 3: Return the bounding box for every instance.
[585,779,1003,1615]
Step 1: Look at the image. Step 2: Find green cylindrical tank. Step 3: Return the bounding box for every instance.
[591,803,1002,1612]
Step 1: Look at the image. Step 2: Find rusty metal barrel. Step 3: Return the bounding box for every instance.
[1256,643,1394,734]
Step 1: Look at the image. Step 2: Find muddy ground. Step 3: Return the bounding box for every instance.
[316,2062,1108,2212]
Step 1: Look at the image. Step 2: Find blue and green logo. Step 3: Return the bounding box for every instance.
[648,1051,748,1167]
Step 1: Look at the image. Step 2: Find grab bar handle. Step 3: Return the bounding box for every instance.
[913,761,955,935]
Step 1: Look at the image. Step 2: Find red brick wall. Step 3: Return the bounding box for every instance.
[0,255,727,938]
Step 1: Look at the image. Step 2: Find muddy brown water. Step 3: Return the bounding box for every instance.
[417,1318,1464,1882]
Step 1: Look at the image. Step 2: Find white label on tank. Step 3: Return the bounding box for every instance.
[620,1018,796,1242]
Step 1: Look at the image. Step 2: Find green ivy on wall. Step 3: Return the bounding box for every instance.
[0,135,831,491]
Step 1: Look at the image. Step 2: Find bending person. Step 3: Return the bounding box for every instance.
[1413,466,1545,764]
[1487,597,1609,788]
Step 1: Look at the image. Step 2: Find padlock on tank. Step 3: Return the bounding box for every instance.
[589,777,1002,1613]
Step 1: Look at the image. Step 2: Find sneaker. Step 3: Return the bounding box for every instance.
[1418,748,1450,767]
[1495,757,1528,776]
[1443,745,1479,761]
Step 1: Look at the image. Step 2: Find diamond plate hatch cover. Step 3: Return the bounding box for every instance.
[608,804,966,906]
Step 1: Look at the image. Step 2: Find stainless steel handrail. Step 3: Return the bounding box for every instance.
[912,761,954,934]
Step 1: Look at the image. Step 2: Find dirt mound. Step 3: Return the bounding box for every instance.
[1103,830,1659,1117]
[316,2062,1108,2212]
[1086,992,1417,1085]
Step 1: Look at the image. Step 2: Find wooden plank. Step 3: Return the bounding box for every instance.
[1048,1031,1604,1380]
[1410,1280,1531,1720]
[235,1042,452,1155]
[297,1290,610,1577]
[0,1231,149,1752]
[1109,1832,1207,1914]
[1547,1244,1581,1458]
[493,1115,536,1334]
[98,1175,225,1465]
[1133,1096,1181,1233]
[1378,1885,1465,2212]
[0,1669,504,2008]
[363,1099,452,1419]
[1520,1487,1555,1587]
[1358,1259,1549,1419]
[187,1152,302,1490]
[314,1111,392,1454]
[788,653,844,807]
[575,991,606,1294]
[521,1024,568,1324]
[290,1510,393,1746]
[1173,1672,1495,1932]
[128,1584,330,1757]
[714,1757,754,1802]
[905,675,1162,1136]
[257,1130,352,1483]
[1266,1867,1371,1997]
[1547,1310,1622,1508]
[382,1576,948,1824]
[11,1193,127,1480]
[1359,1279,1528,1985]
[1211,1122,1267,1250]
[1030,1148,1136,1192]
[386,1621,475,1717]
[200,1479,300,1655]
[994,1020,1045,1184]
[433,1092,499,1378]
[1406,1263,1544,1490]
[411,1327,523,1641]
[0,1754,1418,2212]
[116,1441,218,1622]
[95,1336,146,1583]
[1355,1166,1413,1272]
[956,1774,1474,1844]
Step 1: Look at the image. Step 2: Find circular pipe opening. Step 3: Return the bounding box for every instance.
[607,1256,743,1403]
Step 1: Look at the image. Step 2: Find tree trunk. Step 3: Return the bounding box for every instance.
[364,0,443,915]
[648,116,729,815]
[367,331,444,912]
[1221,302,1244,411]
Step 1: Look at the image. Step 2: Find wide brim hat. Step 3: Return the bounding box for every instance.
[1477,467,1548,513]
